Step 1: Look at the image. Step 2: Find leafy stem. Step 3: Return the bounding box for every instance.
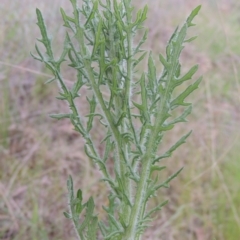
[33,1,201,239]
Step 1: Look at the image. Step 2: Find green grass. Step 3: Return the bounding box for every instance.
[0,0,240,239]
[0,78,10,148]
[212,141,240,239]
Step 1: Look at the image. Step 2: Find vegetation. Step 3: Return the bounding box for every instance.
[0,0,240,239]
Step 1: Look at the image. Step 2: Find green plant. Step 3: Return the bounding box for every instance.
[32,0,201,239]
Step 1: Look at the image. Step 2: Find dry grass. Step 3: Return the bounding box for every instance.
[1,0,240,239]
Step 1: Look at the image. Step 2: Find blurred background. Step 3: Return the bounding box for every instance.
[0,0,240,239]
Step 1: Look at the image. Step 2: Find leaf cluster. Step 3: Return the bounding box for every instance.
[32,1,201,239]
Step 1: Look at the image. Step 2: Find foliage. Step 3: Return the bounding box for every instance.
[32,0,201,239]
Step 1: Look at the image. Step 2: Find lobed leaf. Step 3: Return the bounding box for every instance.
[36,9,54,59]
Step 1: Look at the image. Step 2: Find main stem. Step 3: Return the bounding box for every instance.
[124,50,180,240]
[120,0,135,223]
[123,127,159,239]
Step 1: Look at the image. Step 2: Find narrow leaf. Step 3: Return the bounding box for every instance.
[75,189,83,214]
[148,52,156,93]
[168,105,192,125]
[84,1,98,26]
[144,200,168,219]
[108,213,123,231]
[45,77,56,84]
[87,216,98,240]
[175,65,198,83]
[36,8,54,59]
[150,166,166,174]
[184,36,197,43]
[187,5,201,27]
[153,131,192,164]
[171,77,202,109]
[159,54,170,69]
[86,95,97,132]
[133,52,147,68]
[78,197,95,232]
[63,211,72,219]
[49,113,72,120]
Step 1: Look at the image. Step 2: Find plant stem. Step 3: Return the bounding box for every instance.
[123,130,158,239]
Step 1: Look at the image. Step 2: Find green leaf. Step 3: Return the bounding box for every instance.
[84,144,102,162]
[132,5,148,28]
[102,135,112,163]
[168,105,192,125]
[171,77,202,109]
[36,8,54,59]
[60,8,75,29]
[134,29,148,54]
[44,77,56,84]
[71,73,84,98]
[141,5,148,23]
[75,189,83,214]
[150,166,166,174]
[159,54,170,70]
[49,113,72,120]
[100,134,112,143]
[67,175,74,201]
[34,44,44,60]
[77,189,82,202]
[167,26,179,52]
[86,95,97,132]
[87,216,98,240]
[159,167,183,189]
[140,73,150,122]
[79,197,95,232]
[84,1,98,26]
[105,230,123,239]
[132,101,144,112]
[92,18,103,57]
[98,221,107,237]
[115,112,127,127]
[63,211,72,219]
[144,200,168,219]
[186,5,201,27]
[175,65,198,84]
[159,124,174,131]
[133,52,147,68]
[153,131,192,164]
[108,213,123,231]
[113,0,125,29]
[56,92,68,100]
[148,52,157,94]
[184,36,198,43]
[175,63,181,78]
[145,167,183,200]
[121,132,134,143]
[70,0,77,7]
